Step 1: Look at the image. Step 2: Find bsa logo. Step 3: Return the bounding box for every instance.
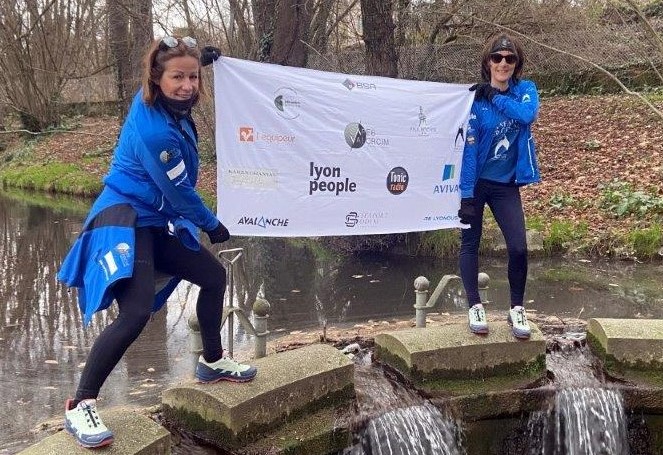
[342,78,377,91]
[239,127,254,142]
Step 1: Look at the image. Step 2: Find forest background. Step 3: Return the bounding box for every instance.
[2,0,663,260]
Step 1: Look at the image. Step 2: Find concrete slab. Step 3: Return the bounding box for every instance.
[374,322,546,394]
[587,318,663,386]
[162,343,354,451]
[19,407,170,455]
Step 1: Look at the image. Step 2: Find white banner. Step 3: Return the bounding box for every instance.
[214,57,473,237]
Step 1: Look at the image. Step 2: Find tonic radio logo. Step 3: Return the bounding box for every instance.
[387,167,408,195]
[344,122,367,149]
[239,126,254,142]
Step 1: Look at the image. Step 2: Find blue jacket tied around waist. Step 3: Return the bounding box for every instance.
[58,90,220,325]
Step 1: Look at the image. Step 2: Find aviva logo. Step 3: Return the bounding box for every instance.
[442,164,455,181]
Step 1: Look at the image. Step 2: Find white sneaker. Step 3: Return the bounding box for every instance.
[195,355,257,383]
[508,306,531,339]
[64,399,114,448]
[468,303,488,334]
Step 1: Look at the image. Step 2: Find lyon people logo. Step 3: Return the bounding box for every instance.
[387,167,408,195]
[344,122,367,148]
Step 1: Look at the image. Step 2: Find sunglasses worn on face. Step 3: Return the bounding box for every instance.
[160,36,197,51]
[490,53,518,65]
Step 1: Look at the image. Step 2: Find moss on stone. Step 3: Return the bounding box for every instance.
[164,384,354,451]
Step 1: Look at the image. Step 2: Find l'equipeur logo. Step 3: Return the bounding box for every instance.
[238,126,295,144]
[237,215,289,228]
[273,87,301,119]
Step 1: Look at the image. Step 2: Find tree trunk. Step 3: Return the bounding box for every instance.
[360,0,398,77]
[270,0,312,67]
[252,0,278,61]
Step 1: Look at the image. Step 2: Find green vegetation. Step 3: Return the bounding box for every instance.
[0,163,101,196]
[599,179,663,218]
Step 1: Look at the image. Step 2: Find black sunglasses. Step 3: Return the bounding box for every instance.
[159,36,197,51]
[489,53,518,65]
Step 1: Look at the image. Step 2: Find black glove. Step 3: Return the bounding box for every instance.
[206,222,230,244]
[458,198,477,225]
[469,83,499,102]
[200,46,222,67]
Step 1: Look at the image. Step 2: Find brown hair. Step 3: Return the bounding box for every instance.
[480,33,525,83]
[141,37,204,106]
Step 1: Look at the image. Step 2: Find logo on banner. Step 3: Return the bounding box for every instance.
[237,215,290,228]
[237,126,295,144]
[226,168,279,189]
[342,78,377,91]
[344,122,390,148]
[345,211,389,228]
[239,126,254,142]
[423,213,458,222]
[410,106,438,136]
[310,162,357,195]
[434,164,459,194]
[273,87,301,119]
[344,122,366,148]
[453,125,465,152]
[387,167,408,195]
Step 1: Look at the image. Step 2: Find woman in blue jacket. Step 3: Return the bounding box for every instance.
[458,33,540,339]
[58,36,256,448]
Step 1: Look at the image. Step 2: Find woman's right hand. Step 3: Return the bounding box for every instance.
[206,222,230,244]
[458,198,476,225]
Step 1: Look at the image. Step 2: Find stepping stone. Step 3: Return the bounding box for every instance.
[19,407,170,455]
[374,322,546,395]
[162,343,354,452]
[587,318,663,388]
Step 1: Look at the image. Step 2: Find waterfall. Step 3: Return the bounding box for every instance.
[353,403,465,455]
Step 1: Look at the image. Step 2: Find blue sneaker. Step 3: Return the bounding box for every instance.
[195,355,257,383]
[64,399,114,448]
[508,306,531,339]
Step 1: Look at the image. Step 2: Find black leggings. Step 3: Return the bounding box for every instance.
[75,226,226,401]
[459,179,527,308]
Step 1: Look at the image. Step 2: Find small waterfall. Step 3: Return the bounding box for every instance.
[527,338,629,455]
[354,403,465,455]
[345,353,465,455]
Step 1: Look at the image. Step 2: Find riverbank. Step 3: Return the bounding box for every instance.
[1,93,663,259]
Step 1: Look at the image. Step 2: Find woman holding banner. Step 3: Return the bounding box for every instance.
[58,37,255,448]
[458,33,540,339]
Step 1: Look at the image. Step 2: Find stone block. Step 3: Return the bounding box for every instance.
[19,408,170,455]
[162,343,354,451]
[587,318,663,387]
[374,322,546,394]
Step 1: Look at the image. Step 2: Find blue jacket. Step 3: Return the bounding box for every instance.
[459,79,540,198]
[58,90,218,324]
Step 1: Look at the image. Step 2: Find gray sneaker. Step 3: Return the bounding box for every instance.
[468,303,488,334]
[508,306,531,339]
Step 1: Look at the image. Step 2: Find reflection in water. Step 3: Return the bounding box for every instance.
[2,191,663,452]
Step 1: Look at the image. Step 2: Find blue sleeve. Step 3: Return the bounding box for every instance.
[459,104,480,199]
[137,132,219,232]
[491,80,539,125]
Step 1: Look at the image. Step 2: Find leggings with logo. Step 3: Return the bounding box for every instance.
[75,226,225,401]
[459,179,527,308]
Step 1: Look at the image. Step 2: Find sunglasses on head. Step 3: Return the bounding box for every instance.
[489,53,518,65]
[159,36,197,51]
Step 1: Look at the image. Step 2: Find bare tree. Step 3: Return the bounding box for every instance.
[0,0,105,130]
[271,0,313,66]
[109,0,154,117]
[360,0,398,77]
